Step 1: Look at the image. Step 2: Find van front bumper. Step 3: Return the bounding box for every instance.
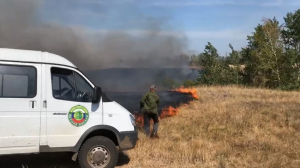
[117,129,138,151]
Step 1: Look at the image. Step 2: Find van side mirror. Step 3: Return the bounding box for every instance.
[92,86,102,103]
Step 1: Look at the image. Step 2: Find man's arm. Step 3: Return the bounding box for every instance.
[156,95,160,106]
[140,94,147,109]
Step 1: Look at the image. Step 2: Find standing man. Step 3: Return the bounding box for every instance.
[140,85,160,138]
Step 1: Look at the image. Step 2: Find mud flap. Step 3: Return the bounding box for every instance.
[71,152,78,161]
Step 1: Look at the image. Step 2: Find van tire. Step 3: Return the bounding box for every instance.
[78,136,118,168]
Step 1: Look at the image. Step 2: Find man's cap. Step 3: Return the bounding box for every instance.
[150,85,157,90]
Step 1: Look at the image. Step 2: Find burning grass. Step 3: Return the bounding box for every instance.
[119,85,300,168]
[173,86,199,100]
[134,87,198,127]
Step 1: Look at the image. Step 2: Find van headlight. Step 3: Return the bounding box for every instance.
[129,114,136,126]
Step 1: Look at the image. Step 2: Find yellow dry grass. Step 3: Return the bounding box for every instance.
[118,85,300,168]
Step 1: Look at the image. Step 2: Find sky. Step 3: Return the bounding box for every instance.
[40,0,300,55]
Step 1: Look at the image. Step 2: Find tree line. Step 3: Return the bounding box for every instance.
[188,9,300,91]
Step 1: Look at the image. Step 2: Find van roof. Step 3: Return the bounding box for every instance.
[0,48,76,68]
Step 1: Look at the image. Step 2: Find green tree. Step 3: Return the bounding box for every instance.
[197,42,239,85]
[261,18,284,88]
[225,44,240,65]
[242,17,284,88]
[281,9,300,90]
[226,44,243,85]
[197,42,220,85]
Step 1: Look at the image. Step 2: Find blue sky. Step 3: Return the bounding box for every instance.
[41,0,300,55]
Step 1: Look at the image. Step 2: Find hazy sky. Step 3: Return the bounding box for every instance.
[40,0,299,55]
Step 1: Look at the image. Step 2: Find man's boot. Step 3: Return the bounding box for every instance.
[150,131,159,139]
[150,131,154,138]
[152,132,159,139]
[151,122,159,139]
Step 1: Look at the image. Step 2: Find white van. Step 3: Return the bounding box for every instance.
[0,48,138,168]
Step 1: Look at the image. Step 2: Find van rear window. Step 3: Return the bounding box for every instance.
[0,64,36,98]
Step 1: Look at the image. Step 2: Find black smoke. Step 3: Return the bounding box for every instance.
[0,0,199,92]
[0,0,190,70]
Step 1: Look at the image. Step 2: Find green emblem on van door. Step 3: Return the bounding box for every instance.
[68,105,89,127]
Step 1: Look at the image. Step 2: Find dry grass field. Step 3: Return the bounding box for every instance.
[118,86,300,168]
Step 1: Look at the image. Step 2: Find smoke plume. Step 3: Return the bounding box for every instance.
[0,0,189,70]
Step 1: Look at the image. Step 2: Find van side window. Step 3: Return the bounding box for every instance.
[51,67,93,102]
[51,68,76,101]
[0,64,36,98]
[74,72,93,102]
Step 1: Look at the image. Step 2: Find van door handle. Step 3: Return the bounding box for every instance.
[43,100,47,108]
[29,101,36,108]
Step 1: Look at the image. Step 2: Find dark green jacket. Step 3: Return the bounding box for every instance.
[140,92,159,114]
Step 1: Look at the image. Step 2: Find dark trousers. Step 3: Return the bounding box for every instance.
[143,113,159,137]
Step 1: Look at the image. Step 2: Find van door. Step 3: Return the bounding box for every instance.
[45,65,102,148]
[0,62,41,154]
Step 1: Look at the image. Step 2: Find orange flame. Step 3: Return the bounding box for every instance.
[134,106,180,128]
[173,86,199,100]
[134,112,144,127]
[160,106,179,118]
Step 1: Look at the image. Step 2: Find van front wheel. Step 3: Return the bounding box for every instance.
[78,136,118,168]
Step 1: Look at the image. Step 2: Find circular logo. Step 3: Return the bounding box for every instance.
[68,105,89,127]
